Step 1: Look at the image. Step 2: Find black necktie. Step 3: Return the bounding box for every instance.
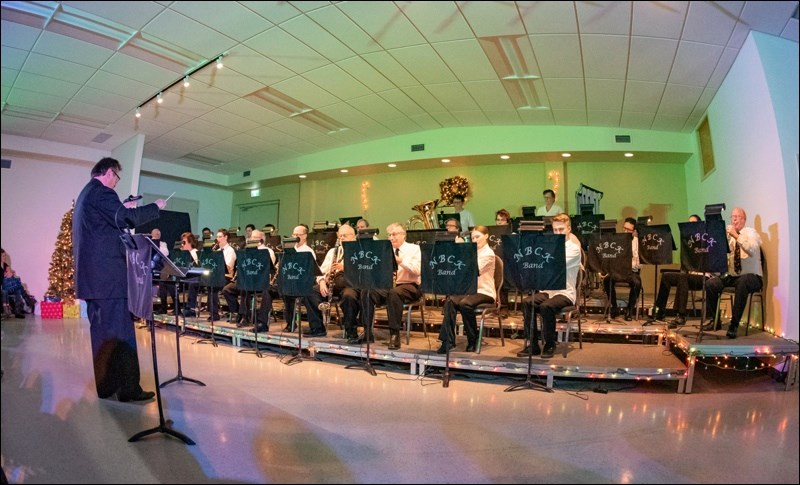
[395,248,400,257]
[734,241,742,274]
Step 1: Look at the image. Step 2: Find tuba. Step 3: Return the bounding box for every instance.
[407,199,441,229]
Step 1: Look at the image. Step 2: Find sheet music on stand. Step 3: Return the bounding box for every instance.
[406,229,449,246]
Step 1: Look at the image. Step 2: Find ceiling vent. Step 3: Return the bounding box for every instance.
[181,154,225,166]
[615,135,631,143]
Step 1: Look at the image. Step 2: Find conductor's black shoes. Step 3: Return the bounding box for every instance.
[118,390,155,402]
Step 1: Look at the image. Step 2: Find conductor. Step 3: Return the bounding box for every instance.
[73,157,167,402]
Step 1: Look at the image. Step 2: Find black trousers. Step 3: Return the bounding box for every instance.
[705,273,762,326]
[86,298,143,398]
[522,292,572,348]
[437,293,494,346]
[653,272,706,318]
[363,283,422,332]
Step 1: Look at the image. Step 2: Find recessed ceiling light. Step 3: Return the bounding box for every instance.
[441,159,450,163]
[500,155,510,160]
[340,169,349,173]
[299,174,307,179]
[624,152,634,158]
[388,163,397,168]
[561,153,571,158]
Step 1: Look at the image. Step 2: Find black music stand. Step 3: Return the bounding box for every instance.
[125,234,195,445]
[196,250,226,347]
[501,231,566,394]
[167,248,196,334]
[638,223,675,326]
[344,235,395,376]
[421,236,477,387]
[236,244,272,358]
[153,242,206,389]
[279,249,321,365]
[679,214,727,342]
[587,221,632,322]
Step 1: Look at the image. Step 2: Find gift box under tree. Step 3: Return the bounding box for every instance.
[40,301,63,319]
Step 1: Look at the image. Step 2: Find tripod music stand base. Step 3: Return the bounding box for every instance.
[504,378,553,393]
[239,347,264,358]
[345,360,378,376]
[285,349,321,366]
[129,423,195,445]
[161,375,206,388]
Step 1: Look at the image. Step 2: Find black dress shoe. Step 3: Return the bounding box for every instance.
[357,332,375,343]
[624,313,633,321]
[540,344,556,359]
[436,342,455,354]
[283,324,294,332]
[388,332,401,350]
[700,320,718,331]
[181,308,197,317]
[118,390,156,402]
[347,336,360,344]
[207,315,220,322]
[610,307,619,318]
[465,343,477,353]
[254,324,269,333]
[302,328,327,337]
[668,316,686,329]
[726,326,738,339]
[516,344,541,357]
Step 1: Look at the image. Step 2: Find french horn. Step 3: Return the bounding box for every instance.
[407,199,440,229]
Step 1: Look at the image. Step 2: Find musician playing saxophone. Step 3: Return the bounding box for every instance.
[304,224,361,341]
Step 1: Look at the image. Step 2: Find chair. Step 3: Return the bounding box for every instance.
[716,248,766,336]
[403,296,427,344]
[561,265,586,356]
[475,255,505,354]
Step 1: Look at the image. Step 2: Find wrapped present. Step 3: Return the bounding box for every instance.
[63,301,81,318]
[40,301,63,319]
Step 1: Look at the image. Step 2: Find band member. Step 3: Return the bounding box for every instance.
[282,224,315,331]
[603,217,641,321]
[209,228,236,322]
[517,213,581,359]
[305,224,360,340]
[362,223,422,350]
[437,226,496,353]
[237,229,276,331]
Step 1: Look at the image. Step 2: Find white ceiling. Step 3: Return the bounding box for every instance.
[2,1,798,181]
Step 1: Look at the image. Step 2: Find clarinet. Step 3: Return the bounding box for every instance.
[318,242,342,326]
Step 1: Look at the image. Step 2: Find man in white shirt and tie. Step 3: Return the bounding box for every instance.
[362,223,422,350]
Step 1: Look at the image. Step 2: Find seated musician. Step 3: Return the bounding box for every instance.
[436,226,496,354]
[304,224,360,340]
[159,232,198,315]
[210,228,236,322]
[282,224,315,332]
[444,218,467,242]
[602,217,642,321]
[517,213,582,359]
[235,229,276,332]
[362,223,422,351]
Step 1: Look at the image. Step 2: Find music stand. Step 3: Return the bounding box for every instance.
[344,235,395,376]
[587,220,632,322]
[152,241,206,389]
[679,204,727,342]
[279,248,321,365]
[196,249,226,347]
[236,242,272,358]
[501,230,566,394]
[421,237,477,387]
[125,234,195,445]
[637,223,675,326]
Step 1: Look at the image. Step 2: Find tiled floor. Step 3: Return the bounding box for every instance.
[1,316,797,484]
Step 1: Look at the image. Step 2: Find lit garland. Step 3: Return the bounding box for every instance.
[46,201,76,303]
[439,176,470,205]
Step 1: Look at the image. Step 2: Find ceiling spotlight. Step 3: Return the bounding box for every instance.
[624,152,634,158]
[183,76,190,88]
[561,153,571,158]
[156,92,163,104]
[500,155,510,160]
[135,107,141,118]
[216,56,224,69]
[340,169,349,173]
[299,174,307,179]
[388,163,397,168]
[441,159,451,163]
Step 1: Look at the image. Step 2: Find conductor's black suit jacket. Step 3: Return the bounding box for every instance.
[73,178,160,300]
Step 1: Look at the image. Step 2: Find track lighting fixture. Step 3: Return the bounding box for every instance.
[133,51,226,119]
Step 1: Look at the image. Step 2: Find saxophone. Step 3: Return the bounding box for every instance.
[318,242,342,326]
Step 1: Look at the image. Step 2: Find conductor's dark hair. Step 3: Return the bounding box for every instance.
[91,157,121,177]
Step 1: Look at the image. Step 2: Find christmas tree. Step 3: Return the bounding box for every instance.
[46,201,76,303]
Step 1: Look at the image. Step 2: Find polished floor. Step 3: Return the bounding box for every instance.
[1,316,798,484]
